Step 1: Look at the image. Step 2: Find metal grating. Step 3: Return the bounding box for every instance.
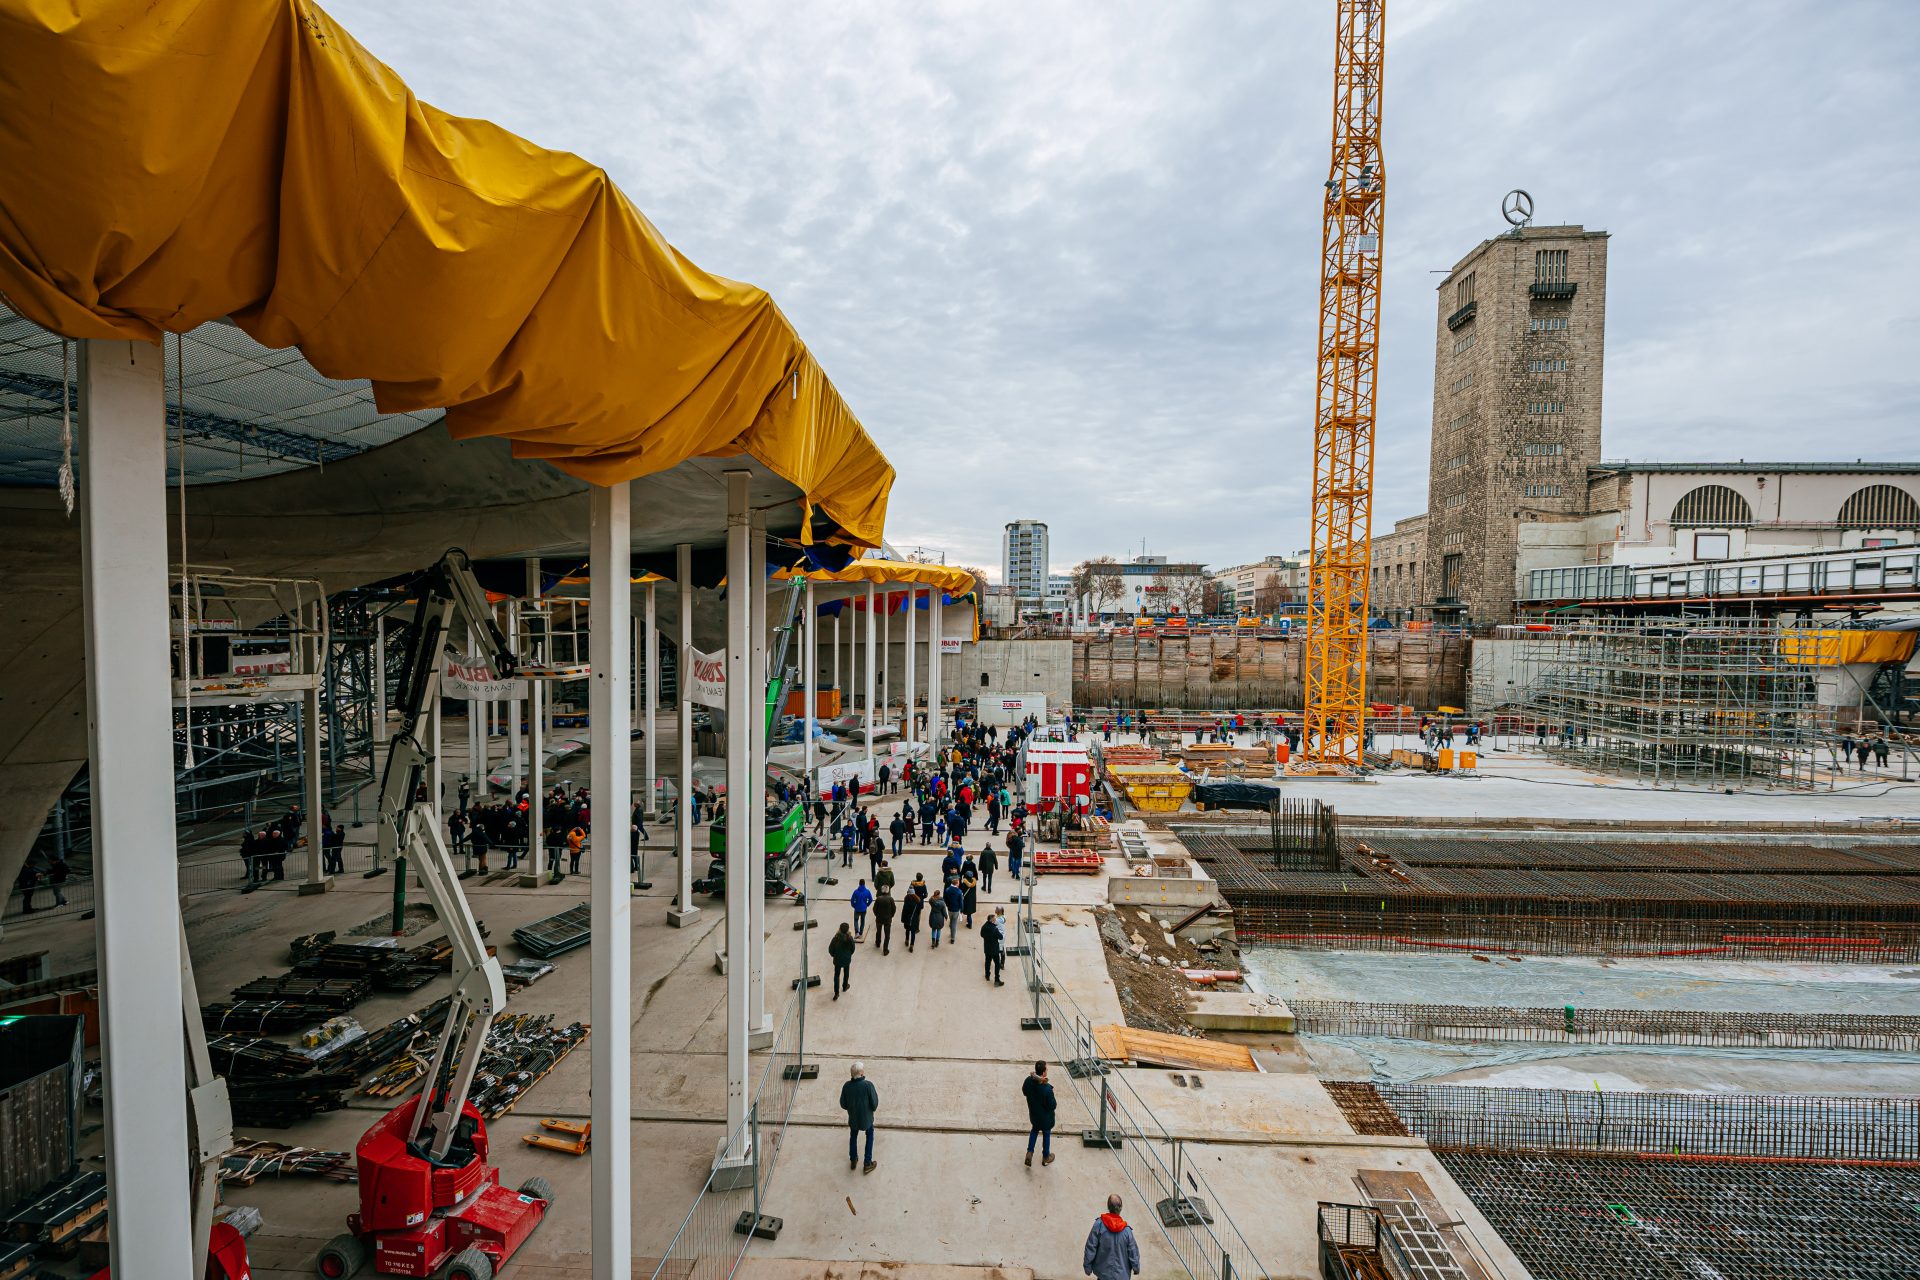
[0,302,440,487]
[1439,1150,1920,1280]
[1295,1000,1920,1052]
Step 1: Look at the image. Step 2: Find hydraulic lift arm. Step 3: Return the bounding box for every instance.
[376,549,517,1160]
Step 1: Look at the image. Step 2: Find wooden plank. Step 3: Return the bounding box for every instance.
[1092,1024,1256,1072]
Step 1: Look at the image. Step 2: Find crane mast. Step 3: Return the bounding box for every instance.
[1303,0,1385,767]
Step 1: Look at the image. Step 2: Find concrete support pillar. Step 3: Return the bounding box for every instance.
[469,619,484,800]
[833,614,841,695]
[587,482,633,1280]
[880,590,890,729]
[904,588,916,745]
[668,543,700,927]
[718,472,754,1170]
[644,580,658,817]
[929,592,944,748]
[303,612,326,890]
[507,607,523,796]
[79,338,193,1280]
[864,582,876,772]
[747,513,771,1044]
[803,581,817,777]
[373,613,387,744]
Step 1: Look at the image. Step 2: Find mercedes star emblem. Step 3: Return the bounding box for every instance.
[1502,189,1534,228]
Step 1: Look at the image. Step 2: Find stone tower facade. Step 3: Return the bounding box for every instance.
[1423,224,1609,623]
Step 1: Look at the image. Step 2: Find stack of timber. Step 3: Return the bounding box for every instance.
[1033,849,1105,876]
[1099,744,1165,776]
[3,1170,107,1267]
[1064,815,1115,851]
[1090,1025,1257,1072]
[1175,742,1274,776]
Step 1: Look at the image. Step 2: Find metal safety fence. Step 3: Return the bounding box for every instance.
[1011,881,1269,1280]
[1292,998,1920,1052]
[647,869,814,1279]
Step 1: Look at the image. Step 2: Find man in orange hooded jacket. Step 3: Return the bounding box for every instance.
[1083,1193,1141,1279]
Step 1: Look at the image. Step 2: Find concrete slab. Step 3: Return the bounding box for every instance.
[1189,990,1295,1034]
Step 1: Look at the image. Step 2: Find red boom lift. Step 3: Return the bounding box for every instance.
[316,551,552,1280]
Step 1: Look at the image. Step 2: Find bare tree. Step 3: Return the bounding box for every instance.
[1072,556,1124,617]
[1168,570,1208,617]
[1200,579,1225,617]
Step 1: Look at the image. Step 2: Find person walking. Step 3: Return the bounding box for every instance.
[961,866,980,930]
[928,891,949,949]
[889,812,907,858]
[829,922,857,999]
[1023,1060,1056,1166]
[840,1062,879,1174]
[1083,1194,1141,1279]
[900,885,923,952]
[982,906,1006,985]
[979,841,998,894]
[872,886,896,955]
[1007,829,1025,884]
[942,878,964,944]
[919,802,936,845]
[851,880,873,940]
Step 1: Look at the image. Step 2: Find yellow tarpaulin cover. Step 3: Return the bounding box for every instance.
[0,0,891,545]
[1779,630,1918,667]
[776,559,978,596]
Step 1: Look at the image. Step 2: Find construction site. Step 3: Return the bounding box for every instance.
[4,2,1919,1280]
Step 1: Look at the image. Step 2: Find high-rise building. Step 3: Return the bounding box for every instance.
[1002,520,1049,605]
[1423,224,1609,623]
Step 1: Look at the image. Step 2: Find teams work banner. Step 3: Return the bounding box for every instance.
[442,654,525,702]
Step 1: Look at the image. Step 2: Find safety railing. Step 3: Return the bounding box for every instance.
[1011,882,1268,1280]
[647,864,814,1279]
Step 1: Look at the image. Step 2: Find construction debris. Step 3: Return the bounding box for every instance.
[220,1141,357,1185]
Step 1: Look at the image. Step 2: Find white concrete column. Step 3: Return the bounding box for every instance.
[303,610,326,889]
[507,607,523,795]
[79,338,193,1280]
[803,581,817,777]
[429,694,443,824]
[469,618,484,800]
[373,613,387,744]
[528,674,544,880]
[587,482,634,1280]
[668,543,700,927]
[719,472,753,1167]
[833,614,841,703]
[864,582,876,771]
[880,590,890,729]
[747,513,770,1042]
[929,591,944,748]
[904,587,917,745]
[644,580,658,817]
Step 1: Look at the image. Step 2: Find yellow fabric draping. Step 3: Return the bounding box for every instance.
[0,0,891,544]
[1778,630,1918,667]
[775,558,977,596]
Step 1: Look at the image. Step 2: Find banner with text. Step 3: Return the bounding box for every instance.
[442,653,525,702]
[685,645,727,709]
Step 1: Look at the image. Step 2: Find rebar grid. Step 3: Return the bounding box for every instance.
[1374,1083,1920,1162]
[1437,1150,1920,1280]
[1322,1081,1411,1137]
[1511,614,1825,790]
[1295,1000,1920,1052]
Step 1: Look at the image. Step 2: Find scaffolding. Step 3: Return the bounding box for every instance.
[1509,614,1824,789]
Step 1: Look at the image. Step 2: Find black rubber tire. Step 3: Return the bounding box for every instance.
[315,1233,367,1279]
[519,1174,556,1206]
[445,1246,494,1280]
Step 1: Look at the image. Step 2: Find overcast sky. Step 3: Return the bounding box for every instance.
[336,0,1919,582]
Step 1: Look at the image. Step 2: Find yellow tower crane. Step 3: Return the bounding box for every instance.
[1302,0,1385,768]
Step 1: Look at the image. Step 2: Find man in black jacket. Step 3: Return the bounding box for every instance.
[840,1062,879,1174]
[1022,1061,1056,1167]
[982,907,1006,984]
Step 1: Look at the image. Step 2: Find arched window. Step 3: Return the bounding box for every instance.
[1670,484,1752,526]
[1838,484,1920,527]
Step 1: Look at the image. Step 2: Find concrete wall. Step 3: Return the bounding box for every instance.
[1072,631,1468,711]
[945,639,1074,711]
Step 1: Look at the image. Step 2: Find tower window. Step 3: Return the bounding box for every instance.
[1534,249,1569,284]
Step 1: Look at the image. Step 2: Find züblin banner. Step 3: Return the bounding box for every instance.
[441,653,526,702]
[685,646,727,710]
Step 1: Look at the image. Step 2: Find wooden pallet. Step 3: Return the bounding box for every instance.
[1032,850,1105,876]
[1090,1025,1257,1072]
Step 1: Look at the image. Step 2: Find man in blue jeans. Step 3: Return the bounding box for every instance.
[850,880,873,939]
[1023,1060,1057,1166]
[840,1062,879,1174]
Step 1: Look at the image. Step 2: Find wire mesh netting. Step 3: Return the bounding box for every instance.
[0,301,441,488]
[1291,999,1920,1052]
[1438,1149,1920,1280]
[1370,1082,1920,1162]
